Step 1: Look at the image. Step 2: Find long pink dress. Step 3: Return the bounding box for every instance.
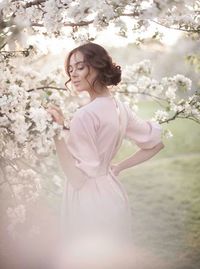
[58,96,162,268]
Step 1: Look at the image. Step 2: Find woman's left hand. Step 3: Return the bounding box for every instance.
[47,104,65,126]
[110,164,121,176]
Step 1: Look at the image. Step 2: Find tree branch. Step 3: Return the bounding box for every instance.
[160,107,185,124]
[150,19,200,33]
[0,43,7,50]
[24,0,46,8]
[121,11,141,17]
[177,116,200,124]
[27,86,70,92]
[31,19,94,28]
[117,90,167,101]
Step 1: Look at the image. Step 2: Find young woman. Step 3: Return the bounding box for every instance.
[47,42,165,269]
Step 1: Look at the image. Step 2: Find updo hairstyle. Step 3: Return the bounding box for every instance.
[65,42,121,91]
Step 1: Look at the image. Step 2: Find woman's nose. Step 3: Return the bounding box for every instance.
[71,69,78,77]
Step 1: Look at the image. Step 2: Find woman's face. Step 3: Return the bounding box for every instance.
[68,51,98,93]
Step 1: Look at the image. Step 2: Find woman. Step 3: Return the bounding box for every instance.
[48,43,165,269]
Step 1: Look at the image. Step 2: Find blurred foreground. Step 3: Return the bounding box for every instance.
[0,101,200,269]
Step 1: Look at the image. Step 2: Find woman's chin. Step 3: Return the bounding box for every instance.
[76,89,84,93]
[75,87,87,93]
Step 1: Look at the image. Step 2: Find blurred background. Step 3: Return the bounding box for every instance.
[1,5,200,269]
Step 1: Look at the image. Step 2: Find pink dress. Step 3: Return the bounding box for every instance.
[58,96,162,267]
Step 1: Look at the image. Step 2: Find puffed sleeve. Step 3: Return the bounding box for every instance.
[66,109,100,178]
[124,104,162,149]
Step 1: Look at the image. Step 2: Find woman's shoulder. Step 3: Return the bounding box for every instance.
[72,97,131,124]
[74,101,96,117]
[77,97,110,116]
[72,100,101,129]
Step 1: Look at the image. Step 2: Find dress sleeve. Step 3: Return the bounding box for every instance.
[66,109,100,178]
[124,104,163,149]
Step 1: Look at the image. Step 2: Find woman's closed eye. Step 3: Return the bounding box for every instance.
[68,63,85,73]
[77,66,84,70]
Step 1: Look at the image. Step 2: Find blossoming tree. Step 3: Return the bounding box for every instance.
[0,0,200,243]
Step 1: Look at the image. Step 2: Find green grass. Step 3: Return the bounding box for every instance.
[113,101,200,268]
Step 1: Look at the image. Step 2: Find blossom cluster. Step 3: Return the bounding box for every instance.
[0,51,74,234]
[0,51,76,162]
[0,0,199,41]
[122,61,199,126]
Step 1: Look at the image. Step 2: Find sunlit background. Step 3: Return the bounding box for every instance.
[1,4,200,268]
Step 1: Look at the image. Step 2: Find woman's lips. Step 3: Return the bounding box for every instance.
[73,81,80,85]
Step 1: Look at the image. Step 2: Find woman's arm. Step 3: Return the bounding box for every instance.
[47,105,87,190]
[112,142,164,175]
[54,134,87,190]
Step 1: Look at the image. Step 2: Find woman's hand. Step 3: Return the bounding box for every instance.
[110,163,121,176]
[47,104,65,126]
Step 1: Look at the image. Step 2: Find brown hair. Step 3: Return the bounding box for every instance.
[64,42,121,93]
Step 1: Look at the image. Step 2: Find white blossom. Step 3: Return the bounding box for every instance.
[153,110,169,121]
[165,86,176,100]
[164,129,173,139]
[174,74,192,91]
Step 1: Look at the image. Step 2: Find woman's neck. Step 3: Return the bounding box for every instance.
[89,87,112,101]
